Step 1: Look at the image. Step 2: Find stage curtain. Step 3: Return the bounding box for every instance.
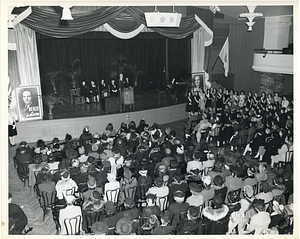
[21,6,205,40]
[191,27,205,74]
[14,23,40,86]
[36,32,166,96]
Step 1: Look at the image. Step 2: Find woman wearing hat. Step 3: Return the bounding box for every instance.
[255,181,273,204]
[118,167,137,204]
[115,218,135,235]
[146,177,169,210]
[169,190,189,227]
[241,167,257,190]
[212,175,228,204]
[55,170,78,200]
[202,195,230,234]
[186,182,204,208]
[241,199,271,234]
[59,195,82,235]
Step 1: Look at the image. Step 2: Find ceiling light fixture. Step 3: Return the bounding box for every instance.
[239,6,263,31]
[144,6,182,27]
[61,6,73,20]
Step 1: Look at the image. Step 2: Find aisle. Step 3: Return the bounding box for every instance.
[8,145,57,235]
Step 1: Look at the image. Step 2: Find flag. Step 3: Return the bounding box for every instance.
[219,36,229,77]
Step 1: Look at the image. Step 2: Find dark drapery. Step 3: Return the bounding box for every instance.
[37,32,191,96]
[21,6,202,39]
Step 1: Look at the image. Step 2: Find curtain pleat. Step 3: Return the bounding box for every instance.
[21,6,205,39]
[14,24,40,86]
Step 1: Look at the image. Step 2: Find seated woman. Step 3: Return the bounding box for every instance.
[271,134,293,168]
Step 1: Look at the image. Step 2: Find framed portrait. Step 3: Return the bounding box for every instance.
[192,72,205,89]
[15,85,43,122]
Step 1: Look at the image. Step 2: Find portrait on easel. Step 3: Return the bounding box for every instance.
[16,85,43,121]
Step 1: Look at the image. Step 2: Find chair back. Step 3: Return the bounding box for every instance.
[137,182,152,201]
[40,191,56,208]
[84,210,102,230]
[157,195,168,211]
[123,186,137,199]
[64,215,82,235]
[285,150,293,163]
[63,187,76,197]
[203,198,213,208]
[105,188,120,204]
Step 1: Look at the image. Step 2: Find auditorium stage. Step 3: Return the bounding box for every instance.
[15,91,188,143]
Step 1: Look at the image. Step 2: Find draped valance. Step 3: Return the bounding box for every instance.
[20,6,213,44]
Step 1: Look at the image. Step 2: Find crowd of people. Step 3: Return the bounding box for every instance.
[10,85,294,235]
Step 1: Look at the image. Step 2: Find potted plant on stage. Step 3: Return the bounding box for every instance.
[66,59,82,89]
[41,94,68,120]
[46,70,62,94]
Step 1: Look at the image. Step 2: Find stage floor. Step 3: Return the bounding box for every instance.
[46,90,186,120]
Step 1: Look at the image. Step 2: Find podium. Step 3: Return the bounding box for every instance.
[121,87,134,111]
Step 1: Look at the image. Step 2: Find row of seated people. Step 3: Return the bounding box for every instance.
[12,116,293,235]
[186,97,293,166]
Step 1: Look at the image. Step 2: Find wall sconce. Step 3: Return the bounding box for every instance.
[61,6,73,20]
[209,6,220,14]
[239,6,263,31]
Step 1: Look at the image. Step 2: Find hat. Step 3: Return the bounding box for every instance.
[202,175,212,186]
[87,156,96,164]
[243,185,254,198]
[225,157,235,166]
[188,206,200,219]
[90,190,102,201]
[105,201,116,212]
[260,181,271,193]
[173,190,185,198]
[213,175,224,186]
[247,167,256,176]
[66,148,78,159]
[154,177,164,187]
[193,152,201,161]
[274,176,284,186]
[19,141,27,148]
[87,176,97,188]
[83,126,90,132]
[124,197,135,207]
[107,173,116,182]
[65,133,72,141]
[91,221,109,235]
[189,182,202,193]
[123,167,133,179]
[253,198,265,211]
[213,195,223,208]
[52,137,59,144]
[230,165,244,177]
[60,170,70,181]
[90,137,97,144]
[115,218,133,235]
[71,158,80,167]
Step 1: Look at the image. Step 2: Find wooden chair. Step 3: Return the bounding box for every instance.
[203,198,213,208]
[70,88,85,106]
[157,195,169,211]
[136,182,152,209]
[39,191,56,221]
[20,162,31,187]
[64,215,82,235]
[105,188,120,205]
[83,210,102,232]
[277,150,293,169]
